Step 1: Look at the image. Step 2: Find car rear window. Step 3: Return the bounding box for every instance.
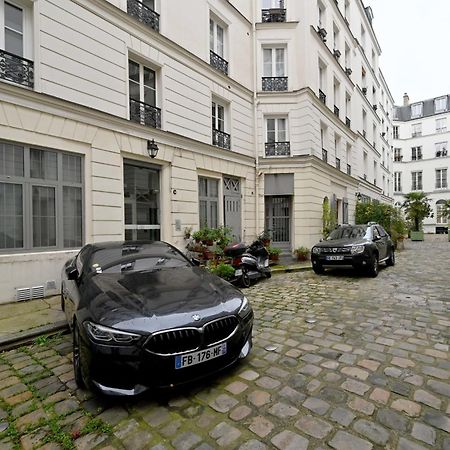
[327,226,368,240]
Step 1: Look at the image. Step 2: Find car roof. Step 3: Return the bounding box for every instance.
[88,240,166,251]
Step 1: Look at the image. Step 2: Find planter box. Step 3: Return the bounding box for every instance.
[410,230,424,241]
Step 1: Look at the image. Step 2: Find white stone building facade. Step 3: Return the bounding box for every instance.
[393,94,450,233]
[0,0,393,302]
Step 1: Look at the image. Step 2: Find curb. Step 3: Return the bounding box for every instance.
[0,321,69,352]
[271,265,312,275]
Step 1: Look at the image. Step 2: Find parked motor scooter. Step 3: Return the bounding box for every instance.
[224,239,271,287]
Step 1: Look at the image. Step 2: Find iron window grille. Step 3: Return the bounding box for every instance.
[0,49,33,88]
[127,0,160,31]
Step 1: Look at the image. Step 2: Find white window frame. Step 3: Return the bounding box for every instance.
[411,171,422,191]
[263,46,286,77]
[210,15,226,59]
[411,123,422,137]
[128,59,157,107]
[394,147,402,162]
[393,126,399,139]
[262,0,284,8]
[435,142,447,158]
[436,117,447,133]
[265,117,288,143]
[436,201,446,224]
[434,96,447,113]
[411,146,422,161]
[411,102,423,119]
[211,99,227,133]
[436,168,448,189]
[394,172,401,192]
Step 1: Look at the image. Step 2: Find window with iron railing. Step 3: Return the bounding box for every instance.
[322,148,328,163]
[265,118,290,156]
[210,17,228,75]
[127,0,159,31]
[212,101,231,150]
[262,0,286,22]
[262,47,287,91]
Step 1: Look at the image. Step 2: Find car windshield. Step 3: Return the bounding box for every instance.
[87,243,191,274]
[327,226,368,240]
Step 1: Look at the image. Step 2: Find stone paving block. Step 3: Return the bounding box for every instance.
[303,397,330,415]
[248,416,274,438]
[411,422,436,446]
[239,370,259,381]
[225,381,248,395]
[422,411,450,432]
[376,408,408,432]
[209,394,238,413]
[121,429,152,450]
[229,405,252,421]
[271,430,309,450]
[277,386,306,405]
[295,415,333,439]
[171,431,202,450]
[341,379,370,395]
[238,439,268,450]
[353,419,390,446]
[209,422,241,447]
[328,430,373,450]
[330,406,356,426]
[248,390,271,407]
[348,398,375,415]
[255,376,281,389]
[413,389,442,409]
[268,402,298,418]
[357,359,380,371]
[427,379,450,397]
[391,399,421,417]
[341,366,369,380]
[422,366,449,380]
[369,387,390,404]
[397,437,429,450]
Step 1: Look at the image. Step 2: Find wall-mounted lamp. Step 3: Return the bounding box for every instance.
[147,139,159,159]
[355,192,361,200]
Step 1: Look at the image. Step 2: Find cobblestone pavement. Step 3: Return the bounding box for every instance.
[0,237,449,449]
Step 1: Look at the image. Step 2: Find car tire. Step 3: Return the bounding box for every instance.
[386,248,395,266]
[313,264,325,275]
[241,270,251,288]
[73,323,85,389]
[265,271,272,279]
[367,254,379,277]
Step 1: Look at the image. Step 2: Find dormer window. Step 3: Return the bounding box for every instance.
[435,96,447,113]
[411,102,423,119]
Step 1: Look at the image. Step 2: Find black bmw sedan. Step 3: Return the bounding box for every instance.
[61,241,253,396]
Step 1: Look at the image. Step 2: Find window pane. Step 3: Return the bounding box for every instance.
[216,25,224,57]
[5,2,23,32]
[278,118,286,141]
[5,29,23,57]
[143,67,155,89]
[209,19,214,51]
[62,154,82,183]
[199,200,208,228]
[0,143,24,177]
[143,0,155,10]
[129,80,140,101]
[63,186,82,247]
[32,186,56,247]
[210,201,218,228]
[263,49,272,77]
[30,149,58,180]
[275,49,285,76]
[209,179,218,197]
[0,182,23,249]
[143,86,156,106]
[199,177,207,197]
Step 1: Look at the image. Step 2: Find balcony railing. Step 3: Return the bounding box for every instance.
[262,8,287,22]
[127,0,160,31]
[0,49,34,88]
[262,76,288,91]
[319,89,326,104]
[265,141,290,157]
[129,98,161,128]
[212,128,231,150]
[322,148,328,163]
[334,106,340,118]
[336,157,341,170]
[346,117,351,127]
[347,164,351,175]
[210,50,228,76]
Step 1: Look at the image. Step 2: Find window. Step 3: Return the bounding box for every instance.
[411,171,422,191]
[394,172,402,192]
[266,118,287,143]
[411,123,422,137]
[435,142,447,158]
[436,117,447,133]
[436,168,448,189]
[360,25,366,52]
[0,142,83,251]
[434,96,447,113]
[394,148,402,162]
[373,161,377,185]
[411,102,423,119]
[128,59,160,128]
[333,23,339,51]
[199,177,218,228]
[4,1,24,57]
[212,100,230,149]
[263,47,285,77]
[411,146,422,161]
[318,1,325,27]
[210,17,224,58]
[436,200,447,224]
[393,126,399,139]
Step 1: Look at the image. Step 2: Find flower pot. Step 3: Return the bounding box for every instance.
[296,255,309,262]
[269,255,279,262]
[410,230,424,241]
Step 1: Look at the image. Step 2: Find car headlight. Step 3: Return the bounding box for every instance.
[238,296,250,318]
[312,247,321,255]
[85,322,141,344]
[351,245,365,255]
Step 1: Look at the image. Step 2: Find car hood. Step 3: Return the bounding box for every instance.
[82,267,243,334]
[314,238,367,248]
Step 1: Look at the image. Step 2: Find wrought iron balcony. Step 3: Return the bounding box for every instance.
[262,76,288,91]
[322,148,328,163]
[127,0,160,31]
[129,98,161,128]
[212,128,231,150]
[319,89,326,104]
[346,116,351,127]
[265,141,290,157]
[262,8,287,22]
[347,164,351,175]
[334,105,340,118]
[0,49,33,88]
[210,50,228,76]
[336,157,341,170]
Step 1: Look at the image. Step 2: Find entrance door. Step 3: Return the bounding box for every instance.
[223,177,241,242]
[124,163,160,241]
[265,195,291,249]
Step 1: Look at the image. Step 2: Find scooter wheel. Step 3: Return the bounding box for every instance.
[265,271,272,279]
[241,271,251,288]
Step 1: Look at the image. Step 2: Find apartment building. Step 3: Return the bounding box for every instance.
[393,93,450,233]
[0,0,393,302]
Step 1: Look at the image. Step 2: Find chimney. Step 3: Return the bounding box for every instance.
[403,93,409,106]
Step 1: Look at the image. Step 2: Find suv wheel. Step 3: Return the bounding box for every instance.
[313,264,325,275]
[386,248,395,266]
[367,254,379,277]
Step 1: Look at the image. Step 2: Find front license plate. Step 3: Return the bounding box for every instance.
[326,255,344,261]
[235,269,243,276]
[175,343,227,369]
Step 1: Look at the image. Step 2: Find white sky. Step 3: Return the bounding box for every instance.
[364,0,450,105]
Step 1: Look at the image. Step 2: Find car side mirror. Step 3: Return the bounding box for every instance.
[373,236,381,242]
[191,258,201,266]
[66,266,79,280]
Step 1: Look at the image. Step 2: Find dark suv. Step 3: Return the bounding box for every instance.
[311,223,395,277]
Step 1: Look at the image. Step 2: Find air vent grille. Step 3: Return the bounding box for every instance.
[16,285,45,301]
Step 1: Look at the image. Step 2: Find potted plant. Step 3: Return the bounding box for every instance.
[208,262,236,281]
[258,229,272,246]
[440,199,450,242]
[192,229,205,243]
[401,192,433,241]
[267,246,282,262]
[184,226,193,240]
[294,246,310,261]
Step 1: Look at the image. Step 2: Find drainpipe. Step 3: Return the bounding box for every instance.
[252,0,260,239]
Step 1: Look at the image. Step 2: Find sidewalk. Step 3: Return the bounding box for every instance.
[0,259,311,351]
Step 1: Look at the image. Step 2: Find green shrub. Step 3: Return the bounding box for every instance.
[208,263,235,280]
[267,246,282,256]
